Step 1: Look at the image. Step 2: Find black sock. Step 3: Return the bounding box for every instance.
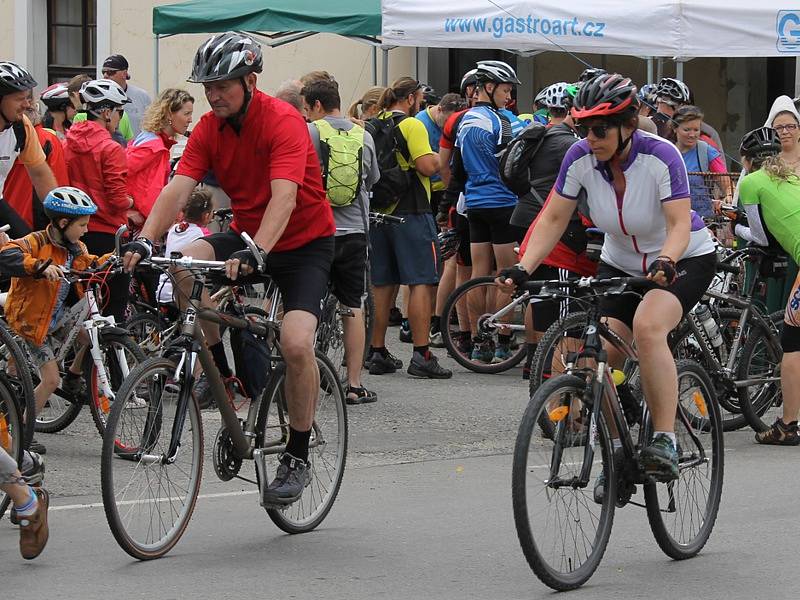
[285,427,311,463]
[430,315,441,333]
[525,343,537,367]
[209,341,232,378]
[413,345,429,358]
[64,370,81,380]
[370,345,388,357]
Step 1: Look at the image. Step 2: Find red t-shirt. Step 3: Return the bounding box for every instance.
[176,90,334,252]
[439,109,469,151]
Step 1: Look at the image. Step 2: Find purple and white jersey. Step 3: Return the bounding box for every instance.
[554,130,714,275]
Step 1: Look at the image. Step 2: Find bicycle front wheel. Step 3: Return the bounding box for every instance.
[644,359,724,560]
[0,320,35,448]
[736,318,783,432]
[512,374,615,591]
[101,356,203,560]
[255,351,347,533]
[0,376,24,520]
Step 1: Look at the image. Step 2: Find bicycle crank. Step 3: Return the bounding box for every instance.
[213,423,243,481]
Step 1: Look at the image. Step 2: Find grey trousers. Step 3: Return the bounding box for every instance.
[0,446,18,484]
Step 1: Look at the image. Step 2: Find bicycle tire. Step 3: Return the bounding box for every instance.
[644,359,724,560]
[0,375,24,520]
[101,356,203,560]
[512,374,616,591]
[441,276,527,374]
[85,332,146,437]
[736,319,784,432]
[0,319,36,449]
[256,350,347,534]
[124,311,168,357]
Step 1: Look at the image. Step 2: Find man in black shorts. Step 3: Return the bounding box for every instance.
[123,33,335,506]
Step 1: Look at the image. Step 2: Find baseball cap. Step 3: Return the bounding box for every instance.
[102,54,130,79]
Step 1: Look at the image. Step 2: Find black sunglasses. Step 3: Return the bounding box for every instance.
[576,123,615,139]
[115,108,125,116]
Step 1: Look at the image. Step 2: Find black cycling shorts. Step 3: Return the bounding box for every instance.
[330,233,368,309]
[529,264,580,332]
[596,252,717,330]
[203,231,333,319]
[467,206,526,245]
[454,212,472,267]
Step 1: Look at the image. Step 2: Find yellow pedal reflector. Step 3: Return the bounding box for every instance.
[692,391,708,417]
[610,368,626,386]
[0,414,9,450]
[549,406,569,422]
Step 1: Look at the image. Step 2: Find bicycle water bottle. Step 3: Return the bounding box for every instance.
[610,368,642,426]
[694,304,723,348]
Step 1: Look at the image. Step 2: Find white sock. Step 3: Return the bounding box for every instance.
[653,431,677,447]
[14,486,38,517]
[612,439,623,450]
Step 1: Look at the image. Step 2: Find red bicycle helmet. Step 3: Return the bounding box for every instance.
[571,73,638,120]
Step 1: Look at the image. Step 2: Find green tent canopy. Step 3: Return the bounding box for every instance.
[152,0,381,37]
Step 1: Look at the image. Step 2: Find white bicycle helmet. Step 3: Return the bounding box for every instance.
[0,61,37,96]
[475,60,521,85]
[656,77,691,104]
[541,82,571,109]
[80,79,130,107]
[41,83,71,110]
[43,186,98,217]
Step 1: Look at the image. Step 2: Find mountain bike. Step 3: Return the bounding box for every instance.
[0,369,27,520]
[101,239,347,560]
[512,276,723,591]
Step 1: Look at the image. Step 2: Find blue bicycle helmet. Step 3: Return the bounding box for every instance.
[43,187,98,217]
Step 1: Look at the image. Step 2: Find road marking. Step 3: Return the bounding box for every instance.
[51,489,258,512]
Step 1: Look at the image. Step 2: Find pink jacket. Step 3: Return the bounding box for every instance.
[64,120,129,235]
[126,131,174,218]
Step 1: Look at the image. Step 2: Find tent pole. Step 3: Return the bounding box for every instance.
[647,58,654,84]
[656,58,663,81]
[372,46,378,86]
[382,47,389,87]
[153,35,160,95]
[676,59,684,81]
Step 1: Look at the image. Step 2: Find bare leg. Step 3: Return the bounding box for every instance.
[281,310,320,430]
[342,307,366,388]
[370,284,395,349]
[34,361,61,416]
[781,351,800,423]
[408,284,434,347]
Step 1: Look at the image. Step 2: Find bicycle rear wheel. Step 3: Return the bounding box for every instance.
[0,376,24,520]
[512,374,615,591]
[124,311,168,357]
[101,356,203,560]
[255,351,347,533]
[0,320,35,449]
[644,359,724,560]
[736,318,784,432]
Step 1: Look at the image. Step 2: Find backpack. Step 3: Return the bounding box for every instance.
[228,305,272,401]
[498,122,549,196]
[312,119,364,207]
[365,113,412,210]
[12,120,26,153]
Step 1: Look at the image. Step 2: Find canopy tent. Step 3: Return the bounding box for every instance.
[151,0,387,92]
[382,0,800,59]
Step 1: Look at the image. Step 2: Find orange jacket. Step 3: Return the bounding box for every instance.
[0,228,105,345]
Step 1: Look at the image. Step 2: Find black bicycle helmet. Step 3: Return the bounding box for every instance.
[739,127,782,160]
[459,69,479,97]
[419,84,441,107]
[0,61,37,96]
[655,77,690,104]
[571,73,638,120]
[437,229,461,261]
[475,60,521,85]
[578,67,607,83]
[188,32,263,84]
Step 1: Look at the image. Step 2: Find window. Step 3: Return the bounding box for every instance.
[47,0,96,83]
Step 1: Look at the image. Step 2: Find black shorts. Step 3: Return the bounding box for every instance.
[331,233,367,309]
[467,206,526,245]
[454,212,472,267]
[204,231,334,319]
[596,252,717,330]
[529,264,580,331]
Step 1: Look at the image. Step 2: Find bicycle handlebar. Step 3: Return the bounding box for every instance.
[519,275,652,295]
[145,255,228,271]
[369,212,405,225]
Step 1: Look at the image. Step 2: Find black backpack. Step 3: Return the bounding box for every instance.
[365,113,412,210]
[498,121,552,196]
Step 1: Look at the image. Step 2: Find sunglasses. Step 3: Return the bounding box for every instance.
[576,123,614,139]
[115,108,125,116]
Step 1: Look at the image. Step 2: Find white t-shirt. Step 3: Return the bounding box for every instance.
[157,222,209,304]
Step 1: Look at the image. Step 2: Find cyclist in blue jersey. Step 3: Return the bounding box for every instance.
[499,73,716,490]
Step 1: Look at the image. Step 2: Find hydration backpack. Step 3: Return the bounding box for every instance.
[498,121,549,197]
[312,119,364,207]
[365,113,411,210]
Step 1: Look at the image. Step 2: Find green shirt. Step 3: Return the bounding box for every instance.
[72,111,134,142]
[739,168,800,263]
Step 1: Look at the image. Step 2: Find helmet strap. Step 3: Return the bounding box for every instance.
[616,125,634,156]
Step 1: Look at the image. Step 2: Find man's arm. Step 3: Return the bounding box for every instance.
[414,153,439,177]
[252,179,297,253]
[26,162,57,202]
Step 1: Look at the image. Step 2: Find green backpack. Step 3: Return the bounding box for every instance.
[313,119,364,207]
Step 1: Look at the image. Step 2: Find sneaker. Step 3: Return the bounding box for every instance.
[492,343,512,364]
[429,330,445,348]
[18,487,50,560]
[346,385,378,405]
[640,434,680,481]
[399,322,413,343]
[194,374,215,410]
[407,350,452,379]
[28,437,46,455]
[452,331,472,357]
[262,453,311,506]
[755,418,800,445]
[21,451,45,487]
[470,339,495,363]
[61,372,85,401]
[368,351,402,375]
[388,307,403,327]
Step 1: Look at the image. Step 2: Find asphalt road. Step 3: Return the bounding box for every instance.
[1,333,795,599]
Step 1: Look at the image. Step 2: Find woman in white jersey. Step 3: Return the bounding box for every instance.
[499,73,716,488]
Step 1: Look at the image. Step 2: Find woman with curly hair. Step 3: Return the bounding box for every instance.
[126,88,194,224]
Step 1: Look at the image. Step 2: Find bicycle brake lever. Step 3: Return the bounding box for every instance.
[240,232,266,273]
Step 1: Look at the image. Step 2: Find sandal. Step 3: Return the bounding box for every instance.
[346,385,378,405]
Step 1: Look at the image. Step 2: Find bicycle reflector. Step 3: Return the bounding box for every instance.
[692,391,708,417]
[0,414,9,449]
[549,406,570,422]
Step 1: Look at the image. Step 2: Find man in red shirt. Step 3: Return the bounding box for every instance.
[123,32,335,506]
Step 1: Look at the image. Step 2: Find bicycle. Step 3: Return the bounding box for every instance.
[0,366,28,520]
[101,237,347,560]
[512,276,723,591]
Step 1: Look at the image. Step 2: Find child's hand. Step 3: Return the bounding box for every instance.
[42,264,65,281]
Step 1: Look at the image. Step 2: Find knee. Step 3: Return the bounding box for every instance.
[281,333,315,365]
[632,315,669,350]
[40,370,61,392]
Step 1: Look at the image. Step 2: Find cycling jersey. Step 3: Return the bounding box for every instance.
[415,107,444,191]
[455,103,517,209]
[439,109,468,151]
[737,168,800,263]
[555,129,714,275]
[0,116,45,194]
